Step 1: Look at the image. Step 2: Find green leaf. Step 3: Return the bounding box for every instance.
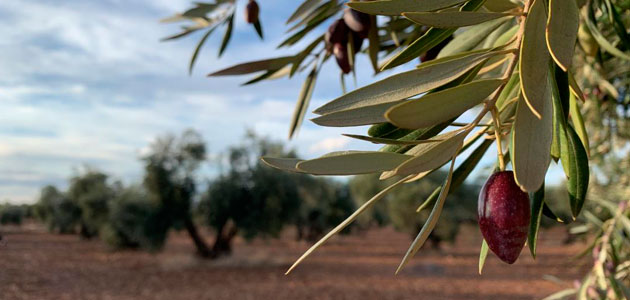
[395,153,458,274]
[295,151,413,175]
[218,13,234,57]
[314,49,510,115]
[289,64,319,139]
[380,119,454,153]
[189,26,217,75]
[286,0,323,24]
[386,79,504,129]
[484,0,519,12]
[347,0,467,16]
[208,56,295,76]
[253,19,264,40]
[342,134,444,145]
[582,8,630,61]
[479,239,489,275]
[564,125,589,218]
[285,175,412,274]
[416,186,441,212]
[437,17,510,58]
[604,0,630,51]
[242,66,291,85]
[545,0,579,71]
[311,100,405,127]
[528,182,545,259]
[367,123,413,139]
[520,0,550,119]
[380,0,486,69]
[404,11,512,28]
[386,131,465,178]
[512,92,552,193]
[569,93,590,157]
[368,15,380,74]
[568,72,586,102]
[260,157,305,173]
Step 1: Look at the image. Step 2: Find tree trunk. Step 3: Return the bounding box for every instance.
[212,220,237,257]
[183,217,214,258]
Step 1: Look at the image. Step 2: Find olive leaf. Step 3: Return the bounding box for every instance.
[311,100,405,127]
[347,0,468,16]
[520,0,549,119]
[285,175,414,274]
[260,157,305,173]
[395,151,458,274]
[218,13,235,57]
[545,0,579,71]
[479,239,489,274]
[562,125,589,218]
[295,151,413,175]
[289,63,319,139]
[437,17,510,58]
[380,0,486,69]
[314,49,510,115]
[189,26,217,75]
[512,92,552,193]
[286,0,323,24]
[528,183,545,258]
[403,11,513,28]
[582,8,630,61]
[569,93,590,157]
[385,79,504,129]
[208,56,296,76]
[385,131,466,178]
[341,134,443,145]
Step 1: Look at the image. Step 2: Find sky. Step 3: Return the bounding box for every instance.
[0,0,397,203]
[0,0,565,204]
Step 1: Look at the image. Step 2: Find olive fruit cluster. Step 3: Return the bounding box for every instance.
[325,8,371,74]
[478,171,530,264]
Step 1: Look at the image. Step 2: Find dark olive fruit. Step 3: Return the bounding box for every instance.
[343,8,371,38]
[244,0,259,24]
[333,43,351,74]
[420,35,453,62]
[478,171,530,264]
[351,31,364,53]
[325,19,350,48]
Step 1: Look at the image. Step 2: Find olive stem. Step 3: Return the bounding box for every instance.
[490,107,506,171]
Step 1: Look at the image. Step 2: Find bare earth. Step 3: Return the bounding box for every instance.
[0,223,589,300]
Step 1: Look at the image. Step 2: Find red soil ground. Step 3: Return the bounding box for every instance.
[0,223,589,300]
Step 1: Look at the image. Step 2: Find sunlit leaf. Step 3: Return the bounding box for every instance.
[582,9,630,61]
[395,151,458,274]
[528,183,545,258]
[260,157,305,173]
[218,13,234,57]
[347,0,467,16]
[520,0,549,119]
[208,56,296,76]
[437,17,510,58]
[404,11,512,28]
[189,26,217,75]
[479,239,489,274]
[285,175,413,274]
[484,0,519,12]
[368,15,380,74]
[314,49,509,115]
[387,131,465,178]
[513,92,552,193]
[545,0,579,71]
[386,79,503,129]
[380,0,486,69]
[311,100,405,127]
[563,125,589,218]
[286,0,323,24]
[295,151,413,175]
[289,64,319,139]
[569,93,590,157]
[342,134,443,145]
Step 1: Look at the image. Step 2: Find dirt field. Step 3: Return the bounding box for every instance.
[0,223,589,300]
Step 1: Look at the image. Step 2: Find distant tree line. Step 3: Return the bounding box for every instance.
[21,129,499,257]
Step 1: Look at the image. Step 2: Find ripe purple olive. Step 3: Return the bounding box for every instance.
[478,171,530,264]
[244,0,260,24]
[343,8,371,39]
[333,43,351,74]
[325,19,350,50]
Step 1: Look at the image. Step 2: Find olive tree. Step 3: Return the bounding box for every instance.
[164,0,630,278]
[34,185,81,234]
[67,170,115,239]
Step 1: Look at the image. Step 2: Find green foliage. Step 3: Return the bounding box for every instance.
[102,186,166,251]
[35,185,81,234]
[0,204,26,225]
[67,170,115,239]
